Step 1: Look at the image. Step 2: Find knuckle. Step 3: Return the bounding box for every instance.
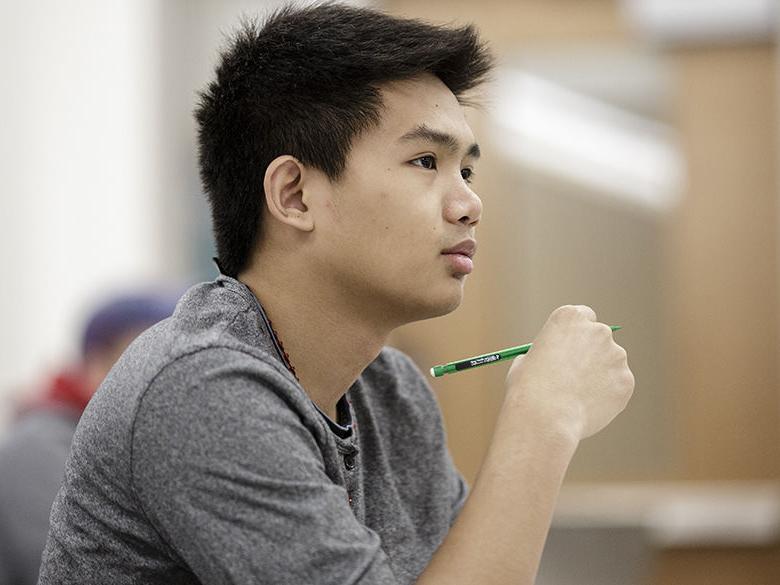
[622,369,636,392]
[595,323,612,336]
[576,305,597,320]
[553,305,575,317]
[549,306,572,325]
[611,366,634,395]
[552,304,596,322]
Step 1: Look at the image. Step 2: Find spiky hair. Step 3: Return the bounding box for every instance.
[195,2,493,277]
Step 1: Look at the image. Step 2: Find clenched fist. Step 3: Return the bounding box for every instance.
[504,305,635,441]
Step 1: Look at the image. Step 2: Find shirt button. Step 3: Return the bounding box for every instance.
[344,453,356,470]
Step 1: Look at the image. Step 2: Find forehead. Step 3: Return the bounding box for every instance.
[373,74,476,146]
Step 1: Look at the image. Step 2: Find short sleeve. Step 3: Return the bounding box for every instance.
[131,348,399,585]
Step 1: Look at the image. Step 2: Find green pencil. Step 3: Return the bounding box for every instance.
[430,325,622,377]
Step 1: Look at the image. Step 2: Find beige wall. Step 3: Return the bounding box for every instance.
[666,44,779,480]
[386,0,779,487]
[386,0,645,484]
[385,3,780,581]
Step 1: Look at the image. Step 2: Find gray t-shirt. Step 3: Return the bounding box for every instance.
[38,275,467,584]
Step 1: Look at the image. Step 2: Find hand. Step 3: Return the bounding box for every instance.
[504,305,634,441]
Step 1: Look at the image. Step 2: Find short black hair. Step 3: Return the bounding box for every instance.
[195,2,493,277]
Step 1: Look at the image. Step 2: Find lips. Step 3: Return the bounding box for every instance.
[441,239,477,258]
[441,239,477,275]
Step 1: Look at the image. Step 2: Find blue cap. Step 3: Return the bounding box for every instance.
[81,293,177,357]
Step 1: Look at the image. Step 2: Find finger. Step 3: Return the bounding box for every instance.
[573,305,597,322]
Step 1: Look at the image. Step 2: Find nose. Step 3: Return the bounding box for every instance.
[444,182,482,228]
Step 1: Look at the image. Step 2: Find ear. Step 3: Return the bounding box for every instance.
[263,155,315,232]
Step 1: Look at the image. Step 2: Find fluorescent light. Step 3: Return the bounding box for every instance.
[492,70,684,213]
[621,0,777,44]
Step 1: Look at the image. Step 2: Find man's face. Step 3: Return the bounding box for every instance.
[311,73,483,326]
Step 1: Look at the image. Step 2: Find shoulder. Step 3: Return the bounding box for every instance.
[362,346,438,407]
[147,344,295,394]
[100,276,297,420]
[134,345,306,438]
[356,346,443,433]
[129,347,328,506]
[364,346,430,390]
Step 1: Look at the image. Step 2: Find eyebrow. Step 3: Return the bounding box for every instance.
[398,124,481,159]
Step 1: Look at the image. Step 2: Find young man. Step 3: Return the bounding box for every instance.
[39,4,633,584]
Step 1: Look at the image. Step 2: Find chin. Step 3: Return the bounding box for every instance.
[438,285,465,315]
[404,281,464,322]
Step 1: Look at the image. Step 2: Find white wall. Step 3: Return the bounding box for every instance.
[0,0,173,427]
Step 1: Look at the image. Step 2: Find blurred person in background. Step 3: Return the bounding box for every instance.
[38,4,633,585]
[0,293,175,585]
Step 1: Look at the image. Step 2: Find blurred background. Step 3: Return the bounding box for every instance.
[0,0,778,583]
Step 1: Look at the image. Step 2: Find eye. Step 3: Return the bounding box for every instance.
[411,155,437,170]
[461,167,475,184]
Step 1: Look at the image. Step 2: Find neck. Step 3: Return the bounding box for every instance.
[238,258,391,421]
